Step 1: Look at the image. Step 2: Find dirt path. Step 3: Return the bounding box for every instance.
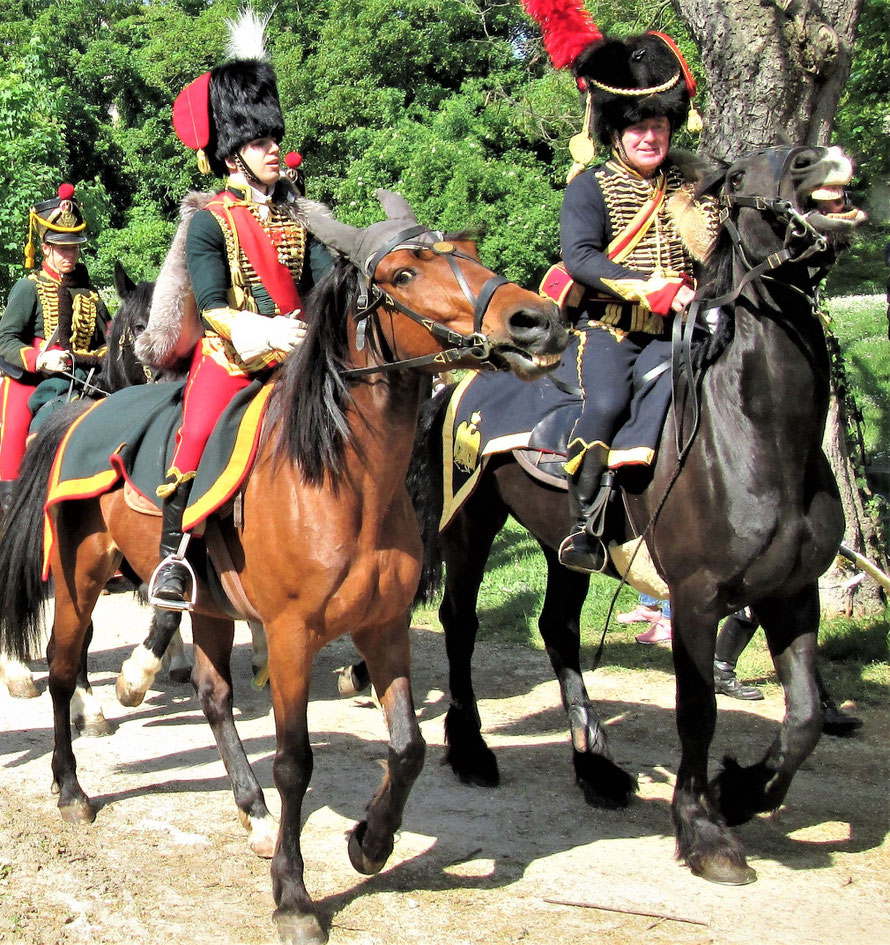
[1,592,888,945]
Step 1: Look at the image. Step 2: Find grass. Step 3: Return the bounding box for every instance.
[413,292,890,708]
[827,295,890,470]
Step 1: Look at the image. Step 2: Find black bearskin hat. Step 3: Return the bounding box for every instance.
[172,8,284,177]
[206,59,284,177]
[574,33,691,145]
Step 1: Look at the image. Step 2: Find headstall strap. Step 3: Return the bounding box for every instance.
[341,224,506,379]
[672,146,831,456]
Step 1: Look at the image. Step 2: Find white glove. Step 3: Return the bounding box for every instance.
[229,312,275,363]
[36,349,71,374]
[266,315,307,354]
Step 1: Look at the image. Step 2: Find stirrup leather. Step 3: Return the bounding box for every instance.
[148,533,197,611]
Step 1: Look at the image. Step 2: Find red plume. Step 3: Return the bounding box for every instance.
[521,0,602,70]
[57,183,76,200]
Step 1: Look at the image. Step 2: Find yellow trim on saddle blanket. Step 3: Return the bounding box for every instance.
[439,372,530,532]
[42,400,123,579]
[181,382,275,531]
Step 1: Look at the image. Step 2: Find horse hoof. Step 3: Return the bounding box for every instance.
[693,858,757,886]
[273,910,327,945]
[245,814,278,859]
[115,676,146,708]
[75,714,114,737]
[336,663,370,697]
[347,821,392,875]
[5,677,39,699]
[59,797,96,825]
[168,666,192,684]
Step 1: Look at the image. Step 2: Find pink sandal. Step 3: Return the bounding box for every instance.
[617,605,661,625]
[635,618,672,645]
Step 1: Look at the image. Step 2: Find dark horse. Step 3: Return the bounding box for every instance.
[0,191,567,945]
[367,147,864,887]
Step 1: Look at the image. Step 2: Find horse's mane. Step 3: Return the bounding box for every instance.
[690,175,735,370]
[266,257,357,484]
[266,230,482,484]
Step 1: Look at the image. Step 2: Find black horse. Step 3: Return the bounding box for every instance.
[350,146,864,886]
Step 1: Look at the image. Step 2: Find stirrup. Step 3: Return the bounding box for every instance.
[148,534,197,611]
[558,530,608,574]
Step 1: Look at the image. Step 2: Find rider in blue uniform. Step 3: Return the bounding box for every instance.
[551,32,717,573]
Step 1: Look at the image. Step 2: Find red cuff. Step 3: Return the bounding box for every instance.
[644,275,693,316]
[22,346,39,372]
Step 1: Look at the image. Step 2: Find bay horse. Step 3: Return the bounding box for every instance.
[0,190,566,945]
[357,148,864,886]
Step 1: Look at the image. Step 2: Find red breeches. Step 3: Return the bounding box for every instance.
[0,376,36,480]
[167,340,251,479]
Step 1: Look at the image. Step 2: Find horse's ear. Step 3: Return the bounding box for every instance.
[375,189,418,223]
[114,261,136,299]
[303,212,363,260]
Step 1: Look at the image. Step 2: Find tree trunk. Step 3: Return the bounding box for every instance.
[674,0,885,614]
[674,0,862,160]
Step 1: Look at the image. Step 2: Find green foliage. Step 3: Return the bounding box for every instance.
[826,294,890,464]
[0,45,71,293]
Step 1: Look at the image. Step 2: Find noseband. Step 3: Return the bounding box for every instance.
[342,224,509,379]
[716,146,830,291]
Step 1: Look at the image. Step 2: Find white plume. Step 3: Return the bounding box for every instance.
[224,6,272,62]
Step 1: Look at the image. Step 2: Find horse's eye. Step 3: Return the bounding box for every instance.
[729,170,745,190]
[393,269,415,287]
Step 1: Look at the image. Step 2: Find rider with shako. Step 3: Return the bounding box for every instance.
[0,186,110,512]
[522,3,717,574]
[140,10,330,609]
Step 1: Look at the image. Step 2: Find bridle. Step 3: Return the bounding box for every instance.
[341,224,510,379]
[672,146,834,459]
[714,146,830,295]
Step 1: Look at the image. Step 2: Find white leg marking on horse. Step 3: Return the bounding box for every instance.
[72,684,112,736]
[0,655,39,699]
[117,643,163,706]
[246,813,278,859]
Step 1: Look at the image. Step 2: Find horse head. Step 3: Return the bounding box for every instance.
[304,190,568,380]
[715,146,866,285]
[108,262,155,391]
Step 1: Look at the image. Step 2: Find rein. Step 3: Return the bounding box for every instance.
[670,146,830,461]
[341,225,507,379]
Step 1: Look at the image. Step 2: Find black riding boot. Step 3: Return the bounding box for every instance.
[148,482,195,611]
[714,609,764,700]
[818,669,863,737]
[558,446,613,574]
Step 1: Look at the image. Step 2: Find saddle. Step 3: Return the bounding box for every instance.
[43,379,272,620]
[441,356,669,598]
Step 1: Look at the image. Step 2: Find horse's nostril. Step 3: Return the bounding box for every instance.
[509,309,545,332]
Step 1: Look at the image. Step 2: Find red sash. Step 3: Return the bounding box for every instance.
[207,196,303,315]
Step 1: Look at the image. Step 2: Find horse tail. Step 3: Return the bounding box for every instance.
[407,384,453,606]
[0,403,87,661]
